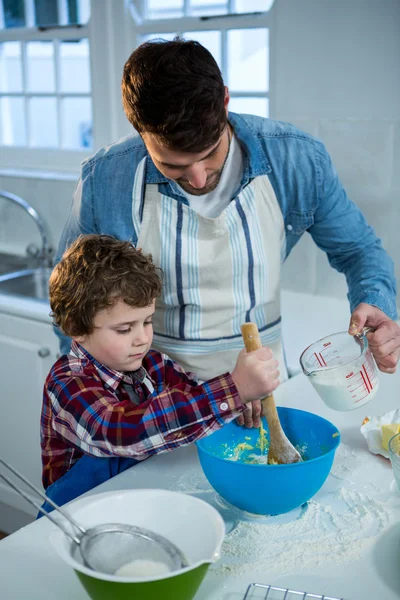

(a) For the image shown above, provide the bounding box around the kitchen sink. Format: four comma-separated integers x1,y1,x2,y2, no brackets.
0,251,40,276
0,268,52,302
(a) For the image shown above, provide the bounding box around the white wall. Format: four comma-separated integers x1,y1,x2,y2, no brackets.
0,0,399,311
273,0,400,307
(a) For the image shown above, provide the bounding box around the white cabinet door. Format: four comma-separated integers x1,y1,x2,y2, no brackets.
0,312,59,517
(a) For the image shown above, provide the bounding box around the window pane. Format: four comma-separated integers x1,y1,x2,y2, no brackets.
67,0,79,24
234,0,275,11
190,1,228,17
2,0,25,27
229,97,269,118
28,97,58,147
146,0,183,19
77,0,91,23
0,43,23,92
34,0,58,26
65,0,90,24
0,97,26,145
60,39,90,93
61,97,92,149
26,41,55,93
141,33,177,43
227,29,268,92
182,31,221,70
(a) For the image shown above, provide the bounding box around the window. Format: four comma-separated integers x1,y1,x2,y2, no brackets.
0,1,275,173
143,0,273,20
133,0,274,118
0,0,92,170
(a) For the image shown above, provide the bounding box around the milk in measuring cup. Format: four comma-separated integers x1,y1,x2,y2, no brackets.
310,373,379,411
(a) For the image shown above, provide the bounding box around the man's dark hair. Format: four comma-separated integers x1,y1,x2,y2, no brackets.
121,38,226,153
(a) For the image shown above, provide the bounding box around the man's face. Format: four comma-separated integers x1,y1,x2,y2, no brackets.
74,299,155,372
142,127,230,196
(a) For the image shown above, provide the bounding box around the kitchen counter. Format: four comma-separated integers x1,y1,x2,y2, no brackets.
0,292,51,323
1,370,400,600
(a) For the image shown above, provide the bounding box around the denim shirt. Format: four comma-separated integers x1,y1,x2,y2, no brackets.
57,112,397,353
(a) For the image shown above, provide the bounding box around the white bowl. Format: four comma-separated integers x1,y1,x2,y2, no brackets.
50,488,225,583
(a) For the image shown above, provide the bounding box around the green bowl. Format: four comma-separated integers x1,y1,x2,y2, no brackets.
75,563,209,600
50,489,225,600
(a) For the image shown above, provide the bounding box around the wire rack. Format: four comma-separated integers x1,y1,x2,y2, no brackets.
243,583,345,600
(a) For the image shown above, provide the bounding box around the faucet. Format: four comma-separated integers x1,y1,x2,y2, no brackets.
0,190,53,268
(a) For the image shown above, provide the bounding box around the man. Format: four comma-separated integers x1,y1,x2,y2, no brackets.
57,38,400,427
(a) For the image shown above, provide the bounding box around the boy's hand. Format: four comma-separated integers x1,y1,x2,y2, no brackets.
231,347,280,428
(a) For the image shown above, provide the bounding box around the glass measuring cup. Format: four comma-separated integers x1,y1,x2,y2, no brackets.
299,330,379,411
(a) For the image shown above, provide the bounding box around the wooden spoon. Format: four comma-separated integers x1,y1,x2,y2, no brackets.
241,323,302,464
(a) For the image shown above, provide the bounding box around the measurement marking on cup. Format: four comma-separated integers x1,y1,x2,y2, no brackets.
349,381,365,393
314,352,327,367
345,365,374,397
354,392,371,403
360,369,372,393
362,364,373,390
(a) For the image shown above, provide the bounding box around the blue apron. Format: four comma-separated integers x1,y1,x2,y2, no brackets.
37,455,140,518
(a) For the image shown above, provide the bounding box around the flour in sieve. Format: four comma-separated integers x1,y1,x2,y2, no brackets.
211,486,393,578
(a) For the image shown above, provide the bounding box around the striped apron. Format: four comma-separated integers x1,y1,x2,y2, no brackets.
132,158,287,382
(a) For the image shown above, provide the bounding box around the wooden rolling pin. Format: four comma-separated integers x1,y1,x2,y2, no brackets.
241,323,302,464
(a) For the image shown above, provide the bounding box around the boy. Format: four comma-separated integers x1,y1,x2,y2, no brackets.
41,234,279,509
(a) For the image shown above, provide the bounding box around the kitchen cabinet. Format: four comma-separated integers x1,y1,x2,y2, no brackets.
0,311,59,531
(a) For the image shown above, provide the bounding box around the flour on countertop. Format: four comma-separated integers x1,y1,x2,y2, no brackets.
211,487,393,578
173,468,212,493
173,444,398,578
331,442,388,496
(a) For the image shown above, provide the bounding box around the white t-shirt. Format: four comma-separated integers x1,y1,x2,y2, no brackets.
178,133,244,219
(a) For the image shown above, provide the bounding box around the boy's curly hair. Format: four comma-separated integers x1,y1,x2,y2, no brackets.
50,234,162,337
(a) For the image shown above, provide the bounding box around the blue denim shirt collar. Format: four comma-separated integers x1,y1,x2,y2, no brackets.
143,111,271,197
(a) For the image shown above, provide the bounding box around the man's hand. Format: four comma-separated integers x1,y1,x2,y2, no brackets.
231,347,279,428
349,303,400,373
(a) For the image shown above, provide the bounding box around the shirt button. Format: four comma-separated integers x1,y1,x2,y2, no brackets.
220,402,229,411
286,224,293,231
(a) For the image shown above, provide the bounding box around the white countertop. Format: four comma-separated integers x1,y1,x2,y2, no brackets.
1,369,400,600
0,293,51,323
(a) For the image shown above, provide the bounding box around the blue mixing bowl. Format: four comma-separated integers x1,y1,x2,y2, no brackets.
196,407,340,515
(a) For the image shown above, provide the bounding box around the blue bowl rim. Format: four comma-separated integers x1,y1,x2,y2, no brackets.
196,406,341,468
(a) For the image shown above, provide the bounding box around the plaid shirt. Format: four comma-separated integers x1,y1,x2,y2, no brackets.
41,341,244,488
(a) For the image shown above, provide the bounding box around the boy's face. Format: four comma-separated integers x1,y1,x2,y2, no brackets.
75,298,155,372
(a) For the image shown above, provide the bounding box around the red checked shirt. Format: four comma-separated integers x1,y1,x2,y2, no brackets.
41,341,245,488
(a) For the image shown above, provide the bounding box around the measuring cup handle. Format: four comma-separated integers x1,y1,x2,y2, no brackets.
362,327,375,336
354,326,375,338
